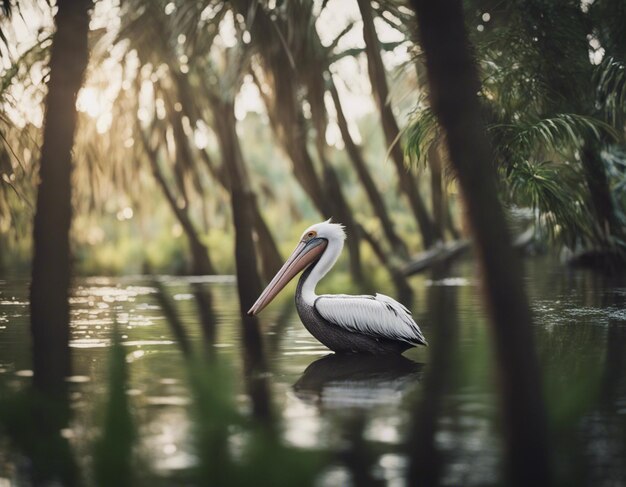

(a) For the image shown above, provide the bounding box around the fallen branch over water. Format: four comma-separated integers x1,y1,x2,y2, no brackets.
402,240,471,276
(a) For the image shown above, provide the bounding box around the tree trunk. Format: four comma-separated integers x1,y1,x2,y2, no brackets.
321,162,364,282
199,108,283,282
429,143,445,242
253,64,329,214
329,80,410,259
139,131,215,275
356,0,439,248
446,201,461,240
241,2,365,281
30,0,91,394
253,67,365,281
581,137,620,243
359,226,413,304
212,101,272,422
250,201,284,282
411,1,552,485
211,98,264,312
176,74,284,279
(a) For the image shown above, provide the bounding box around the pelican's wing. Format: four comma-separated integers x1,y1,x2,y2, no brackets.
314,293,427,346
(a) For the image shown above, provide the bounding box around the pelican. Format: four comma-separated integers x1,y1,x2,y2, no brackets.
248,219,427,354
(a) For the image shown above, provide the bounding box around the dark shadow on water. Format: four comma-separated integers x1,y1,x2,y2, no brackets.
408,264,459,486
0,384,77,486
293,353,423,407
241,313,274,425
192,283,217,354
265,299,297,356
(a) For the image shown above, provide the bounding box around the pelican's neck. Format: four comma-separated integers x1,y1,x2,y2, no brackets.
299,237,343,306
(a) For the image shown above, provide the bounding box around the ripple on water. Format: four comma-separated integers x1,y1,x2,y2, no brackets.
65,375,90,384
609,309,626,321
532,299,624,328
425,277,474,287
70,338,110,348
0,300,28,306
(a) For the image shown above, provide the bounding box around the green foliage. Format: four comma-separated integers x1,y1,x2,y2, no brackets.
594,56,626,127
505,159,592,245
490,114,617,163
488,113,619,246
404,104,438,166
407,0,626,255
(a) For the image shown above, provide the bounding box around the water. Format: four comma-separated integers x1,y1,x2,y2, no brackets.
0,256,625,486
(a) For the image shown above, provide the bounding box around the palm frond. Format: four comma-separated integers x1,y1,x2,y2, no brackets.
489,113,618,167
404,105,439,166
594,56,626,127
505,159,594,246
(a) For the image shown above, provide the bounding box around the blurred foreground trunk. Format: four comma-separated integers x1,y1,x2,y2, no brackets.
411,1,551,485
357,0,439,249
30,0,91,393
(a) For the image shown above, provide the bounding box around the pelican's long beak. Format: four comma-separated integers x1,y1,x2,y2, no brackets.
248,238,327,315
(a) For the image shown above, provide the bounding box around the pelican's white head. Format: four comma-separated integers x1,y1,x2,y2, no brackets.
248,218,346,314
299,218,346,245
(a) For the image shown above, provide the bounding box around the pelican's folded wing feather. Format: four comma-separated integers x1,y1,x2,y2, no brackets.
314,293,427,346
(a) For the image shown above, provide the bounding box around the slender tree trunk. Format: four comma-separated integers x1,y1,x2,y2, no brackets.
357,0,439,248
411,2,551,485
139,131,215,275
359,226,413,304
199,107,283,282
241,2,366,281
321,162,364,282
429,143,445,242
251,69,329,211
581,137,620,242
211,98,264,312
253,65,365,281
254,64,329,214
309,82,364,283
330,80,410,259
178,77,284,278
446,201,461,240
30,0,91,394
212,101,272,422
250,201,283,281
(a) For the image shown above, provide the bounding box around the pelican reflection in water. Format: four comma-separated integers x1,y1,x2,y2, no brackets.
249,220,427,354
293,353,423,407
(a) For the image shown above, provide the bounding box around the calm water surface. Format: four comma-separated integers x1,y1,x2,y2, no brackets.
0,256,625,486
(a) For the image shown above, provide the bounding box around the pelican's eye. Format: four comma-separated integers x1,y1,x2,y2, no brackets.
304,230,317,241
